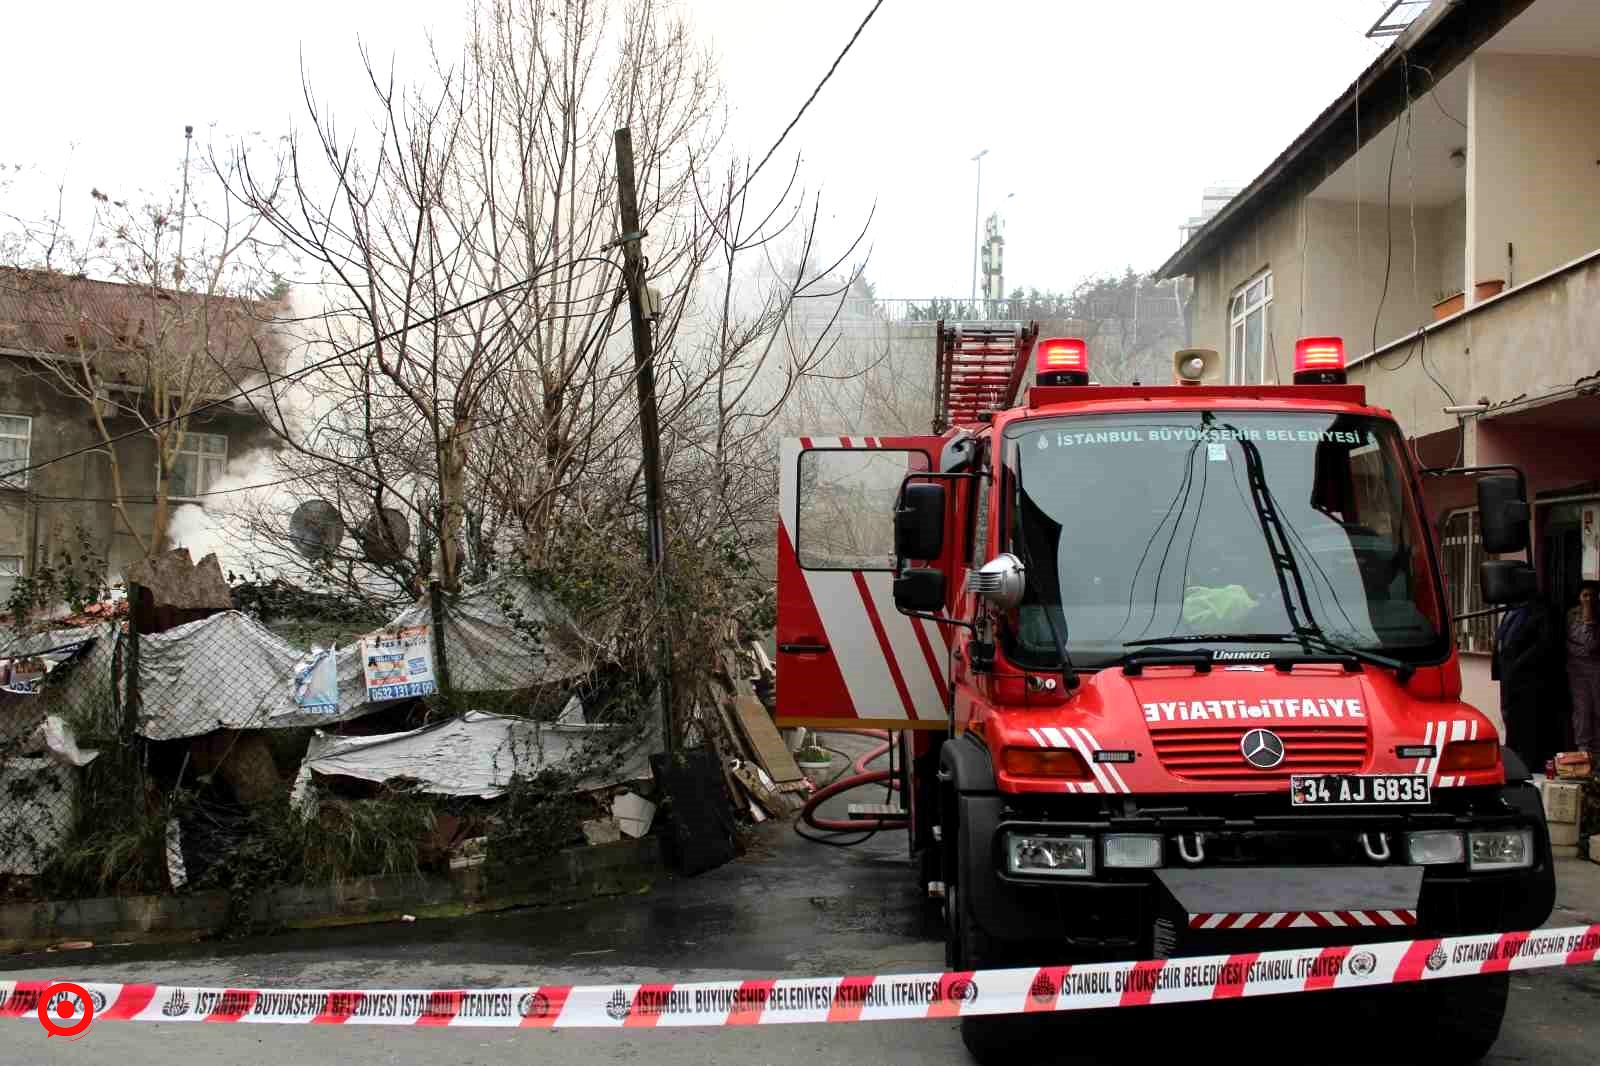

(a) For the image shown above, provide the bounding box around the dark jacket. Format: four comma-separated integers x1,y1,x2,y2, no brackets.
1493,601,1562,768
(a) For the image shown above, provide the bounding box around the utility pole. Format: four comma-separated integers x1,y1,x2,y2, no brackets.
176,124,194,288
614,127,675,755
969,148,988,306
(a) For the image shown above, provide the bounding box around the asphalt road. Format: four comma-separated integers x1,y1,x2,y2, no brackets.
5,733,1600,1065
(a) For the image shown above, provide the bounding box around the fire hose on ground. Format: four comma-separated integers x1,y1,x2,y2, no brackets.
796,730,910,845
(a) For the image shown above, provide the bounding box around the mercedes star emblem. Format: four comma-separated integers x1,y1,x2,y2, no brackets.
1240,728,1286,769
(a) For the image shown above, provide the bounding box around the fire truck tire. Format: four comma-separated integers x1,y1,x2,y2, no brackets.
1379,972,1508,1063
948,879,1042,1064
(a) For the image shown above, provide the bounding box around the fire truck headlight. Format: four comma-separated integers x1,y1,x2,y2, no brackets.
1005,833,1093,877
1102,834,1163,869
1468,829,1534,870
1405,830,1465,865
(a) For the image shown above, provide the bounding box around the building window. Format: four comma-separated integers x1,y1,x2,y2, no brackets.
1441,508,1493,654
0,415,32,488
0,556,20,600
1229,271,1273,384
165,431,229,501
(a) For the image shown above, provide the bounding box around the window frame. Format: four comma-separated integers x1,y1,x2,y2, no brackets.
161,430,230,503
1440,506,1493,655
0,414,33,490
793,445,932,572
1228,270,1273,384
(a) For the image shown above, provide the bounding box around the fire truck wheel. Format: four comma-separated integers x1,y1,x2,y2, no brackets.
1380,972,1508,1063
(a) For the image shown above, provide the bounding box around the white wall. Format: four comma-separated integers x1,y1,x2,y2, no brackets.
1470,53,1600,294
1191,194,1452,381
1435,196,1467,297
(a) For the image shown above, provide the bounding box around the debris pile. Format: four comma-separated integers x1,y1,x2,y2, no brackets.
688,631,808,823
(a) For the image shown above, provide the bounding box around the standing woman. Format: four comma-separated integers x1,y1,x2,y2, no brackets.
1569,581,1600,757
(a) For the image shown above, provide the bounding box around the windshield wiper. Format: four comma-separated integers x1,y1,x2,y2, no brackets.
1122,632,1415,682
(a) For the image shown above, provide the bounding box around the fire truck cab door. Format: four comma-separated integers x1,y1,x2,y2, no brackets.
776,435,953,730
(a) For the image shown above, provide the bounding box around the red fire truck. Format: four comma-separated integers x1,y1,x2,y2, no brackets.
775,324,1555,1062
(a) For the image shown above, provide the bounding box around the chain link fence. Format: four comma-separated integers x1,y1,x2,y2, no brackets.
0,573,658,906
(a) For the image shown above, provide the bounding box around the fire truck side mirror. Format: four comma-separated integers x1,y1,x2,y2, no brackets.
894,568,947,612
1476,475,1530,554
895,482,946,561
1481,560,1538,605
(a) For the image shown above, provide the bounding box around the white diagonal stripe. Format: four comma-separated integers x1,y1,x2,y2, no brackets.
1063,727,1115,793
1414,722,1433,775
1041,727,1072,749
1427,720,1448,786
863,574,945,721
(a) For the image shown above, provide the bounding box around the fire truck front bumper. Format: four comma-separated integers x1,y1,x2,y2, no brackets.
957,783,1556,959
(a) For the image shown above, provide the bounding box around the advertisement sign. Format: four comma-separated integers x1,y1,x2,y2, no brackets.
362,625,438,701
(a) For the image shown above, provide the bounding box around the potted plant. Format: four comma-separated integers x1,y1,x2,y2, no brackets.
1432,286,1465,321
795,745,833,773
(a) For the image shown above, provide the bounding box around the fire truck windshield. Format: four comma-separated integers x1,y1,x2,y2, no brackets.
1001,410,1449,669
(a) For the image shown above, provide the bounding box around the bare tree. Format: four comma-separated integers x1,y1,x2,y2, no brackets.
0,141,288,557
220,0,874,707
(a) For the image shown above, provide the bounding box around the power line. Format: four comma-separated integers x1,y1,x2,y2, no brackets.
9,472,313,505
5,255,625,483
728,0,886,206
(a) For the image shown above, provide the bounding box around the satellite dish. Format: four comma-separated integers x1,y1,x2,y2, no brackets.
288,499,345,560
361,507,411,565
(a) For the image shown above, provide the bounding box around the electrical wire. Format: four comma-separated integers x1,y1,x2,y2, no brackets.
1410,61,1469,129
726,0,886,208
1370,118,1402,359
4,255,627,483
1369,53,1462,464
14,473,315,505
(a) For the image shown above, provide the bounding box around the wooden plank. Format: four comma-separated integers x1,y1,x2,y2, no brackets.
731,694,804,784
731,764,784,817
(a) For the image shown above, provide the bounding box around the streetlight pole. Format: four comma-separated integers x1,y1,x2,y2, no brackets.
969,149,988,306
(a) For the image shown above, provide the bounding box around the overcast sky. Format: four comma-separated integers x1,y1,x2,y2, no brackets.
5,0,1401,299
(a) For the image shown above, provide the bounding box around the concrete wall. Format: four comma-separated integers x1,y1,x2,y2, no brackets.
1189,193,1460,382
1350,252,1600,441
1470,53,1600,295
1436,196,1467,299
0,358,275,587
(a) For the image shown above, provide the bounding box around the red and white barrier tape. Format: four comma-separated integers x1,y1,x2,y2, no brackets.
6,924,1599,1030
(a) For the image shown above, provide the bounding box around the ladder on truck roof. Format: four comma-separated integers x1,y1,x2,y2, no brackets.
932,320,1039,432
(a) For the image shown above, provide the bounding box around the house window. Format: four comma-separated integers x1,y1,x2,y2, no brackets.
1229,271,1273,384
166,431,229,501
1441,509,1493,654
0,415,32,488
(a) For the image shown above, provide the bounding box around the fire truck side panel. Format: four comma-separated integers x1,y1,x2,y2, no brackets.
775,435,954,729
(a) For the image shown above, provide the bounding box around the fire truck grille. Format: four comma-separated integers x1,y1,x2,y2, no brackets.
1151,724,1370,782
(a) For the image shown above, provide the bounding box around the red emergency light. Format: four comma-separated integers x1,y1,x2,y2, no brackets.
1293,336,1347,385
1036,337,1089,386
